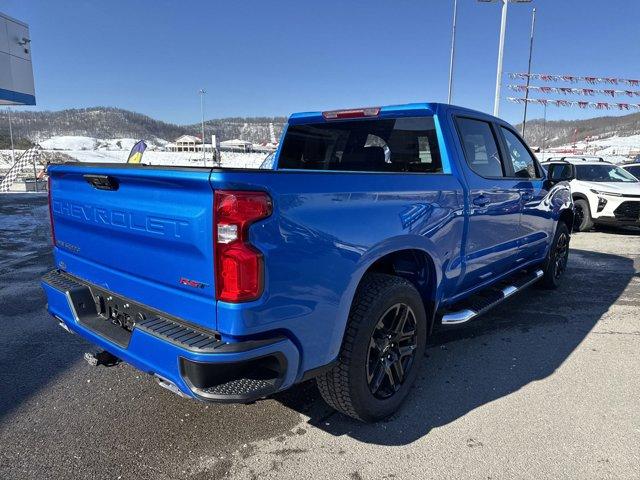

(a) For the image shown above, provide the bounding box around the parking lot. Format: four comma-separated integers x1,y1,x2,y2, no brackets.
1,193,638,480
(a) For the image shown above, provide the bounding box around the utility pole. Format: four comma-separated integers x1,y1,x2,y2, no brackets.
199,89,206,166
7,107,15,163
521,7,536,138
447,0,459,104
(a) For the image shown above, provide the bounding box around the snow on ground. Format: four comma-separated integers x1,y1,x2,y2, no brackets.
543,134,640,163
1,134,269,172
39,135,166,152
36,135,269,168
39,135,99,151
56,149,267,168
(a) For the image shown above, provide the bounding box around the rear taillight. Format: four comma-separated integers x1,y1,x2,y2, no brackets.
214,190,272,302
47,176,56,245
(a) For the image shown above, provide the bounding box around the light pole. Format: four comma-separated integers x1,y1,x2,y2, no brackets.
447,0,459,104
198,88,206,165
541,102,547,153
521,7,536,138
478,0,532,117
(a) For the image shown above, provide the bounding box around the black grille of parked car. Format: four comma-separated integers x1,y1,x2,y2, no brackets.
613,201,640,220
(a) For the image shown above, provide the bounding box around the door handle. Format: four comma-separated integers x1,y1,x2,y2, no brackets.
521,191,533,201
84,174,119,191
472,195,489,206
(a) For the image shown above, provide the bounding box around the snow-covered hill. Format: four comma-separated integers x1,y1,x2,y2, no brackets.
539,134,640,164
0,107,286,146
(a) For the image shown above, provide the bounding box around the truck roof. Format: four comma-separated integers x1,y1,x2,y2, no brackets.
288,102,504,125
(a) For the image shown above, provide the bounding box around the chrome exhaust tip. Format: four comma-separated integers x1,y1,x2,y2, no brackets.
154,375,188,398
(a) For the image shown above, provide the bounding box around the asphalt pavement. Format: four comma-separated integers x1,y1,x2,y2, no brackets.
0,193,638,479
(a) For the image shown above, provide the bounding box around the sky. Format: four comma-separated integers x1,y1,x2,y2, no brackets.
3,0,640,125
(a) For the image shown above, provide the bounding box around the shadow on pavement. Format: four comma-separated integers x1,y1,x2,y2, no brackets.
276,248,636,445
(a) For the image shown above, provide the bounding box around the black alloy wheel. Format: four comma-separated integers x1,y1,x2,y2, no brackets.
366,303,418,399
540,222,571,289
553,231,570,281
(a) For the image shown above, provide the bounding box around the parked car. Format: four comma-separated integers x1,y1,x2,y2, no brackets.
42,103,574,422
620,163,640,179
541,158,640,231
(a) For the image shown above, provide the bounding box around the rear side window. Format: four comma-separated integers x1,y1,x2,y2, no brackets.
278,117,442,173
456,118,504,178
501,127,540,178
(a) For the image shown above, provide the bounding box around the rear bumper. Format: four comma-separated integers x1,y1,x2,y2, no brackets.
41,270,300,402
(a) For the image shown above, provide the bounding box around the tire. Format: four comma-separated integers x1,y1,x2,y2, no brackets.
573,199,593,232
316,273,427,422
540,222,570,289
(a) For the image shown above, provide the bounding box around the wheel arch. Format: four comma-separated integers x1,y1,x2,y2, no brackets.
558,207,575,232
333,241,443,357
572,192,590,204
366,248,436,315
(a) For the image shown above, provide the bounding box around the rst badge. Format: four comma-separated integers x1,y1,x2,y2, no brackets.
179,277,207,289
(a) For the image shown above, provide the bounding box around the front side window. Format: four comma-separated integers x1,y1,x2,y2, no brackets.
501,127,539,178
576,164,639,183
278,117,442,173
456,118,504,178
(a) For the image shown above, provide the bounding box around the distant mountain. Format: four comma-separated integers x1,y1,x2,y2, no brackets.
516,112,640,148
0,107,287,146
184,118,286,145
1,106,639,151
0,108,186,145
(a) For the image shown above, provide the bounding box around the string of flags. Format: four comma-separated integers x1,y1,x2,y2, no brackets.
509,73,640,87
507,97,640,111
508,84,640,98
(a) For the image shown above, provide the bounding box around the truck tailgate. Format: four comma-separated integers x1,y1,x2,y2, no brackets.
48,165,217,330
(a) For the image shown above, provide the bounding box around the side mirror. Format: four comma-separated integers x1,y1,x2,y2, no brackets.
546,164,575,184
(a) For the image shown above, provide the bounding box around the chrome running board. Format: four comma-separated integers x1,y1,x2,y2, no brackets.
441,269,543,325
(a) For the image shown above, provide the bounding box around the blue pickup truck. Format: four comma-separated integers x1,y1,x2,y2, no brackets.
42,103,574,422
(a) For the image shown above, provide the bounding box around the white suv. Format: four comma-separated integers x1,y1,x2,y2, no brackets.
541,157,640,231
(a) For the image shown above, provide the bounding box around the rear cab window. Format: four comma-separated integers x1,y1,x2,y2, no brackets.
278,117,443,173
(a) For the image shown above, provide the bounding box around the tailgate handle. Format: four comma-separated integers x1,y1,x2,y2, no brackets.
84,174,119,191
